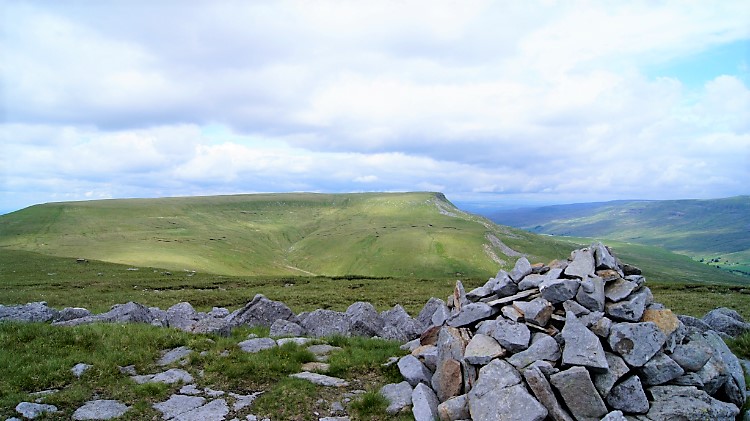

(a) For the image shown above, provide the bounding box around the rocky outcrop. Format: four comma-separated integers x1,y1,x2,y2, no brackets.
385,243,746,421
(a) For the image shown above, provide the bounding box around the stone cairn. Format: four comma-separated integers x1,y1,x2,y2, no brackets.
387,242,748,420
1,243,748,420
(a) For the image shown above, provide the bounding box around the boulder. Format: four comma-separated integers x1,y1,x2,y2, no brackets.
703,307,750,337
166,302,199,331
398,355,433,387
575,276,605,312
0,302,58,323
605,287,651,321
476,318,530,353
561,311,608,371
468,360,547,421
508,333,560,369
55,307,91,322
464,333,506,365
646,385,739,421
228,294,299,328
269,319,305,337
437,394,470,421
539,278,579,304
446,302,496,327
301,309,350,337
380,305,422,341
703,330,747,407
564,248,595,279
608,322,666,367
416,297,448,330
380,381,413,415
605,376,648,414
513,298,553,326
412,383,440,421
238,337,277,353
509,257,533,282
436,326,469,361
491,271,519,297
431,358,463,402
522,365,574,421
638,352,684,385
550,366,608,421
72,399,129,420
345,302,384,337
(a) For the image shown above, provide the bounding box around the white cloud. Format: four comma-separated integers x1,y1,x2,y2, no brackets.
1,1,748,213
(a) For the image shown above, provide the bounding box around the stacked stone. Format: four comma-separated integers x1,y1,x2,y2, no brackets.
389,243,747,421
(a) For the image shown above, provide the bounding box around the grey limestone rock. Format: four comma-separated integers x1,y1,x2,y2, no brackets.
463,333,506,365
703,307,750,337
513,297,553,326
238,337,277,353
54,301,152,326
55,307,91,322
301,309,351,337
605,287,651,322
157,346,192,366
290,371,349,387
345,301,384,337
469,360,546,421
412,344,439,371
186,316,231,336
269,319,305,337
0,302,59,323
561,311,608,371
208,307,230,318
436,326,469,361
501,305,523,322
228,294,299,328
437,394,469,421
380,304,422,341
380,381,413,415
518,274,547,291
491,271,519,297
604,279,639,302
677,314,712,333
71,363,92,378
417,297,448,329
15,402,59,419
175,398,229,421
600,411,627,421
593,242,618,270
476,318,530,353
576,276,605,312
605,376,649,414
564,248,595,279
447,302,496,327
522,365,574,421
467,286,494,301
550,366,608,421
639,352,684,385
145,368,194,384
166,302,199,331
509,257,532,282
398,355,433,386
508,333,560,369
593,352,630,398
72,399,129,420
412,383,440,421
539,278,580,304
703,329,747,407
646,385,739,421
608,322,666,367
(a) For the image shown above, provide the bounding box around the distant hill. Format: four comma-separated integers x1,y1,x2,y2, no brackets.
0,192,575,279
484,196,750,277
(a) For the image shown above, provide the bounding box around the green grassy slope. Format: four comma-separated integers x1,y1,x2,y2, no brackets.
0,192,571,279
486,196,750,276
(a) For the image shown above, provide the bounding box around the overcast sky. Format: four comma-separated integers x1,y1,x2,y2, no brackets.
2,1,749,214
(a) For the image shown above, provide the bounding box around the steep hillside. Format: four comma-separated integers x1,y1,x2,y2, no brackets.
485,196,750,276
0,192,571,279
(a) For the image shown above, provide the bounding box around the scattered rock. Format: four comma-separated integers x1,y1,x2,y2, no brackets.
228,294,299,328
380,381,413,415
238,337,277,353
157,346,193,366
0,302,59,323
15,402,59,419
71,363,92,378
291,371,349,387
72,400,129,420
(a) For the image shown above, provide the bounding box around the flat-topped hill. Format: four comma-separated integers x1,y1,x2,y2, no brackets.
0,192,569,279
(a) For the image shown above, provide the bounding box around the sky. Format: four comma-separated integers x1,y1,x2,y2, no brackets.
1,1,749,214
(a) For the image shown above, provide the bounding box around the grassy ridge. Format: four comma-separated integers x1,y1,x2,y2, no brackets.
0,192,510,278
